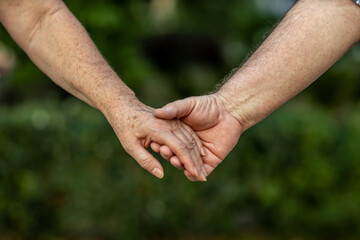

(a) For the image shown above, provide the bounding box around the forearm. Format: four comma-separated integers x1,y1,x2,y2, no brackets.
0,0,135,112
0,0,207,180
217,0,360,131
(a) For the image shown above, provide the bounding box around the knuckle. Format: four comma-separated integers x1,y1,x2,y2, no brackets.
190,131,198,140
187,138,196,150
177,142,188,152
169,121,180,131
139,158,153,169
161,153,170,160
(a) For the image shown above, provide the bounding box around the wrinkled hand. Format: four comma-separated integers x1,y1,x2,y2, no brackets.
103,96,207,181
152,94,243,181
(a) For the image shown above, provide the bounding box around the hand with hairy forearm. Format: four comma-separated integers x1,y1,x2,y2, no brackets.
0,0,208,181
154,0,360,180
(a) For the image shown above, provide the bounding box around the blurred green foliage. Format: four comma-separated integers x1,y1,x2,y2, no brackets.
1,0,360,239
2,99,360,240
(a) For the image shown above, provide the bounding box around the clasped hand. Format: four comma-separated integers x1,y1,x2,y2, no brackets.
105,94,243,182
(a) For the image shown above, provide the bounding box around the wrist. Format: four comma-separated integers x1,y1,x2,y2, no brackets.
213,91,256,132
98,91,139,119
215,78,269,132
78,74,137,115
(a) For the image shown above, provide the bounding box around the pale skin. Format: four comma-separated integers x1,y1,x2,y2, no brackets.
153,0,360,181
0,0,208,181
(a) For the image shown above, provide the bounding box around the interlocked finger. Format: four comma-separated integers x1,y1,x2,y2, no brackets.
171,125,205,181
151,130,199,177
150,142,184,170
150,142,161,153
176,124,207,180
170,155,185,170
183,124,206,156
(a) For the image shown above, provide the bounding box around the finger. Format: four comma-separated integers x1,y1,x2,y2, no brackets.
203,163,214,176
151,131,199,178
160,142,210,179
172,126,205,181
150,142,161,153
169,155,185,170
153,143,184,170
154,98,195,120
127,143,164,179
183,124,206,156
159,145,173,160
159,146,184,170
175,125,206,181
179,124,206,171
184,170,198,182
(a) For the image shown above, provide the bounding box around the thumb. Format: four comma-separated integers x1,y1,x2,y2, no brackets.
154,98,195,120
128,143,164,179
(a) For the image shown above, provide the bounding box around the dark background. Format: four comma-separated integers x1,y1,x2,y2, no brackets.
1,0,360,239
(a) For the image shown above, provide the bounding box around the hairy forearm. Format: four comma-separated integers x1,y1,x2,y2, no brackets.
0,0,135,112
217,0,360,131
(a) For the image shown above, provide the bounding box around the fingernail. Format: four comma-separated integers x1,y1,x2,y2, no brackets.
194,168,199,177
201,148,206,156
152,168,164,179
202,166,208,177
201,172,207,182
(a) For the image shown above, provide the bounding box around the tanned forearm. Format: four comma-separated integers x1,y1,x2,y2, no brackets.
0,0,206,180
0,0,134,112
217,0,360,131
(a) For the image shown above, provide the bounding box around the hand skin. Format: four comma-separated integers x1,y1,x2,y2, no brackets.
0,0,207,181
106,96,207,180
154,0,360,181
152,94,242,181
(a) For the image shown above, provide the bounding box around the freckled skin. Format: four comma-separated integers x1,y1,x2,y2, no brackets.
0,0,206,180
104,96,206,180
3,0,358,181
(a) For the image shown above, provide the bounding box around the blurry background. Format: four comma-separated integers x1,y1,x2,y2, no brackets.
1,0,360,239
